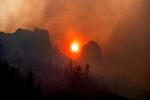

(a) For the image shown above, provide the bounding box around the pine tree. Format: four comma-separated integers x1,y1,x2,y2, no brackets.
70,65,82,91
83,64,90,89
84,64,90,79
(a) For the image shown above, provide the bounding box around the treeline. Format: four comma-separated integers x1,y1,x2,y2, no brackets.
0,59,95,100
0,59,128,100
0,60,43,100
48,59,98,91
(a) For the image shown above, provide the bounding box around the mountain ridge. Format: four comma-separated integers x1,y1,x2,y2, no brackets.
0,27,102,81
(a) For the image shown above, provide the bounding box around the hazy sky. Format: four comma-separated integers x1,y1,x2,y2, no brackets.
106,0,150,90
0,0,141,48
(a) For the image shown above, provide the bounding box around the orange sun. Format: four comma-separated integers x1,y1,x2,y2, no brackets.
71,43,79,53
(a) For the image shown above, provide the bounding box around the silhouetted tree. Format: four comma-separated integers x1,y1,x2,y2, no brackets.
68,59,73,73
70,65,82,91
84,64,90,79
0,60,45,100
83,64,90,89
65,59,73,78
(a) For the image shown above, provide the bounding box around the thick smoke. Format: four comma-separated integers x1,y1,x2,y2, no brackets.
0,0,139,47
105,0,150,91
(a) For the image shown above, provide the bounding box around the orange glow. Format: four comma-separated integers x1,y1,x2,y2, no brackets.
71,43,79,52
58,28,89,59
68,40,81,59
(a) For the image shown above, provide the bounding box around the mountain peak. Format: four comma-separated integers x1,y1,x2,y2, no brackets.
83,41,102,53
78,40,102,67
85,41,101,49
16,28,31,33
33,28,49,35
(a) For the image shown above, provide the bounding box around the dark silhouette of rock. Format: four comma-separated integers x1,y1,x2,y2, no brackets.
77,41,102,75
0,28,69,84
81,41,102,61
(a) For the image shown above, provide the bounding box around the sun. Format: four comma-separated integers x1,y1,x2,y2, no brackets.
71,43,79,52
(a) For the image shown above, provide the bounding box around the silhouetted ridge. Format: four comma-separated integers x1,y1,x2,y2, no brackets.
0,28,69,85
78,40,102,67
16,28,31,33
82,41,102,58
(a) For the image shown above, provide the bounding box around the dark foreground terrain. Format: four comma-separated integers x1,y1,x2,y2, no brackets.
0,60,128,100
